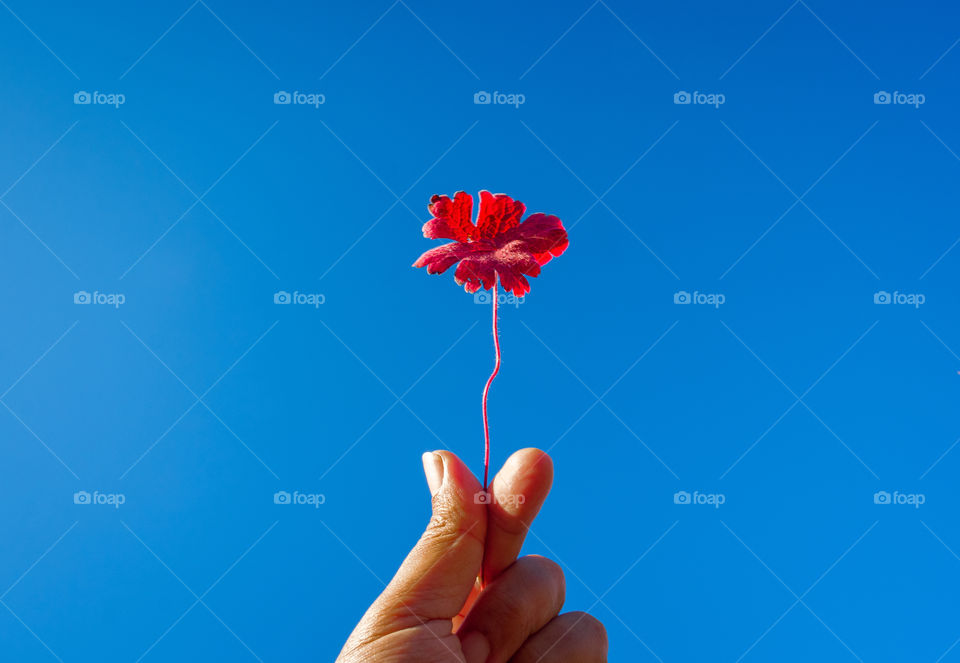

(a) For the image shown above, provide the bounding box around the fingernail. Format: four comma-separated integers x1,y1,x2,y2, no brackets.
422,452,444,497
459,630,489,663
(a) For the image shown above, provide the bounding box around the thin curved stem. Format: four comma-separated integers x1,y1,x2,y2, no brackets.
481,279,501,491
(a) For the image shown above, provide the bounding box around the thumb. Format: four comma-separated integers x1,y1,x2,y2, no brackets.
376,450,487,623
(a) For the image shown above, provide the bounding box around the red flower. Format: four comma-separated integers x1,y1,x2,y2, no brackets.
412,190,569,296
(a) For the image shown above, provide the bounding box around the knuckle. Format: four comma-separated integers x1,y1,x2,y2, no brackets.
524,555,566,604
568,612,608,653
426,495,459,534
422,496,483,547
488,499,530,535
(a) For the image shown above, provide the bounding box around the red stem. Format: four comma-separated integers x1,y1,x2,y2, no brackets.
481,280,501,491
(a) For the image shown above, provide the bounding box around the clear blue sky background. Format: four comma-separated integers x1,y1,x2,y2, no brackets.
2,1,960,660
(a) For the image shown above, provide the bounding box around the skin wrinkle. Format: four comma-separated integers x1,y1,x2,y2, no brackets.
335,450,606,663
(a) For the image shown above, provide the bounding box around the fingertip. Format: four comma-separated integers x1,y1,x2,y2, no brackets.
508,447,553,478
431,450,483,496
519,447,554,481
494,448,553,502
421,451,444,497
425,450,487,529
459,630,490,663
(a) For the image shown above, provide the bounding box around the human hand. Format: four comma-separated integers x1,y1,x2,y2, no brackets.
336,448,607,662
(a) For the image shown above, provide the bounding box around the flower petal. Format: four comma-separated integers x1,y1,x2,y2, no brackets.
423,191,475,241
501,213,568,265
413,192,569,297
496,264,531,297
454,255,497,293
476,190,525,239
412,242,473,275
488,247,539,296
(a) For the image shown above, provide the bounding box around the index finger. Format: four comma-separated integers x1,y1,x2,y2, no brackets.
481,448,553,583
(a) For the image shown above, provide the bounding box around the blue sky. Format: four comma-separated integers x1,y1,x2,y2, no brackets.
2,0,960,660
